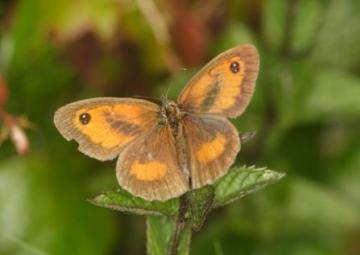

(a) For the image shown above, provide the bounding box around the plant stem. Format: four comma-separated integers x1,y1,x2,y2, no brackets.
170,195,189,255
146,195,191,255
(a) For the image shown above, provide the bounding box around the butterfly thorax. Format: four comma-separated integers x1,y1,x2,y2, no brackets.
162,101,182,132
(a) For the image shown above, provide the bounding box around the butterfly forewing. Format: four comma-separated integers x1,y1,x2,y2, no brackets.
182,115,240,188
116,126,189,201
177,44,259,117
54,98,160,161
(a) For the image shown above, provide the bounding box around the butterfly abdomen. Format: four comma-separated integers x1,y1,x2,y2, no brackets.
161,101,192,184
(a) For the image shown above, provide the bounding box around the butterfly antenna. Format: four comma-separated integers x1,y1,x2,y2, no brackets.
161,82,172,103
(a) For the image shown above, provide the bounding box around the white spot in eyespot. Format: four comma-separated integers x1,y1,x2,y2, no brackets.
147,153,154,161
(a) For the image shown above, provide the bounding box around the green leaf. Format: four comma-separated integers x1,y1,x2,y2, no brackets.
214,166,285,207
263,0,325,53
215,22,257,52
90,165,284,255
147,215,191,255
263,0,287,51
291,0,323,52
186,186,215,231
0,157,115,255
311,0,360,70
306,70,360,120
287,177,360,232
89,189,179,217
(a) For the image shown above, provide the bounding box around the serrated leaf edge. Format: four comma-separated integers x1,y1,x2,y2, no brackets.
213,166,285,207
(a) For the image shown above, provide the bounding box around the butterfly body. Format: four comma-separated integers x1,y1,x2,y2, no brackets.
159,100,191,181
161,101,182,130
54,44,259,201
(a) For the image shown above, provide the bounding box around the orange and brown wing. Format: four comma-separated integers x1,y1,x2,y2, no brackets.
116,126,189,201
54,98,160,161
177,44,259,118
182,114,240,189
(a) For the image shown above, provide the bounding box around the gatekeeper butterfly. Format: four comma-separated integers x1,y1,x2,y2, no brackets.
54,44,259,201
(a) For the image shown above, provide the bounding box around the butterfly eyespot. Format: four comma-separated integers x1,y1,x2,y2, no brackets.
79,112,91,125
230,61,240,73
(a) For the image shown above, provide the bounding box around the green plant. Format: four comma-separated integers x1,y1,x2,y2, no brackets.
90,165,284,255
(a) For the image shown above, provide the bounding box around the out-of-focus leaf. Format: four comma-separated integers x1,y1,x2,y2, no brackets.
186,186,215,230
288,177,360,232
45,0,121,42
0,74,8,108
214,166,285,207
160,68,196,100
311,0,360,70
0,160,29,253
215,23,257,52
306,71,360,119
276,61,316,127
0,156,115,255
120,1,171,73
90,189,180,217
336,147,360,208
0,35,14,71
263,0,287,51
263,0,326,54
147,215,191,255
291,0,323,52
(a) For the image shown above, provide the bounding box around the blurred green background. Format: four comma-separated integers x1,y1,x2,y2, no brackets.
1,0,360,254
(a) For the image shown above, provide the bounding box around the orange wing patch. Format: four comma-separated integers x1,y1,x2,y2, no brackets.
210,58,245,110
130,160,167,181
178,44,259,117
54,98,160,161
196,132,227,163
73,104,152,149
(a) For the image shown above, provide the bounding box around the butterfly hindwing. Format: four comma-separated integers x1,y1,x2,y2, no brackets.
54,98,160,161
116,126,189,201
178,44,259,117
182,114,240,188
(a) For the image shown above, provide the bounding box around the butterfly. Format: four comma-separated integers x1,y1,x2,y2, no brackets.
54,44,259,201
